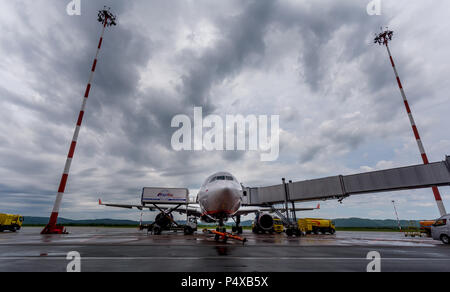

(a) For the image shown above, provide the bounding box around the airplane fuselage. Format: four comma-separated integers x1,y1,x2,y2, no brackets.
197,172,243,222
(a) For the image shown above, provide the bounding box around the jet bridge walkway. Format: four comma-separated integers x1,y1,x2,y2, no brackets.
243,156,450,205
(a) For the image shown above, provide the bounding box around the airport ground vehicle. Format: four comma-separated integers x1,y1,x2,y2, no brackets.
404,221,423,237
183,216,198,235
431,214,450,244
272,217,284,233
147,214,198,235
0,214,24,232
298,218,335,235
420,220,435,237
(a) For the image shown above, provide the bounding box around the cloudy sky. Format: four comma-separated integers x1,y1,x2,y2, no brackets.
0,0,449,222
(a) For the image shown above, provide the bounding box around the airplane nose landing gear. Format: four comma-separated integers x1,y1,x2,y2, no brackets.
216,218,226,233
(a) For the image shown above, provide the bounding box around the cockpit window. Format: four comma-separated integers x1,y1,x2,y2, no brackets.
209,175,234,183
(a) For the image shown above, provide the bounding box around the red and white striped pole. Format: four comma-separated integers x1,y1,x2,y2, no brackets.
375,30,447,217
41,8,117,234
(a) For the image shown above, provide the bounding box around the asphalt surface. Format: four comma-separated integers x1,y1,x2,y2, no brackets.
0,227,449,272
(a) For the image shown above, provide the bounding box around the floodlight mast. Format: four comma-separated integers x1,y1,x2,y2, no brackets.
375,29,447,217
392,200,402,232
41,8,117,234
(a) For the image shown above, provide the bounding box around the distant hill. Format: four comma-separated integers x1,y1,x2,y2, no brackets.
22,216,421,228
333,218,420,228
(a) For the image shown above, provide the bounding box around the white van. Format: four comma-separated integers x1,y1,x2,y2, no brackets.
431,214,450,244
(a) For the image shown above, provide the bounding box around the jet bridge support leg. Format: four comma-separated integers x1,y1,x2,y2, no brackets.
289,180,297,223
282,178,302,237
270,205,302,237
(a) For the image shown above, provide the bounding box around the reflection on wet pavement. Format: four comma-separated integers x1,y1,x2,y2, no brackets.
0,227,449,272
0,227,441,247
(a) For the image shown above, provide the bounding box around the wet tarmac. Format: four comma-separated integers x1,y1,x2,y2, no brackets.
0,227,449,272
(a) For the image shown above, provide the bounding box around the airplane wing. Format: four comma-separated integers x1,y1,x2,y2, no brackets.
98,199,203,217
234,204,320,216
99,199,146,210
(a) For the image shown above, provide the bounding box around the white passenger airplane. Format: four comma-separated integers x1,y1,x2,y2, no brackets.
100,171,319,234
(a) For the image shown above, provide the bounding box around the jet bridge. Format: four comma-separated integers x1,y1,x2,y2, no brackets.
243,156,450,205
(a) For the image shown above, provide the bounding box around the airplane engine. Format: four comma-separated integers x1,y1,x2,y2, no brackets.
256,213,274,231
154,212,173,229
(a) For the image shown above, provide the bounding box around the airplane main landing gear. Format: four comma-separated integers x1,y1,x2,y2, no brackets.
231,215,243,234
232,226,243,234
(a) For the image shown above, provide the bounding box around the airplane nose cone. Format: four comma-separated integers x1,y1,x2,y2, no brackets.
222,187,234,197
205,185,241,215
221,187,241,202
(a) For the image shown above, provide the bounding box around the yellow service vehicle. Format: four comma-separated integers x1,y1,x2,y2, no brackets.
272,217,284,234
298,218,335,235
0,214,24,232
419,220,435,237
